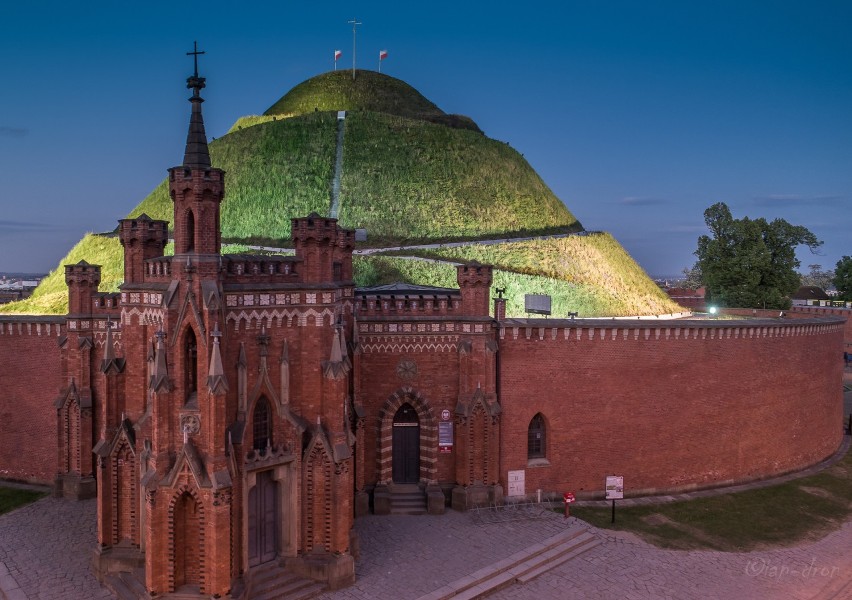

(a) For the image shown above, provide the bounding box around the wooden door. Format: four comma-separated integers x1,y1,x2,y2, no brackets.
392,404,420,484
248,470,278,567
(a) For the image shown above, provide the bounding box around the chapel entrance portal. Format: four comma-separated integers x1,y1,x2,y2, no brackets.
392,403,420,483
248,470,278,567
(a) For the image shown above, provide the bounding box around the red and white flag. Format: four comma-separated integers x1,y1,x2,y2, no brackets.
379,50,388,60
334,50,342,61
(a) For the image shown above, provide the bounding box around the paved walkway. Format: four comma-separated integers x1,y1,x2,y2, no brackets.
1,434,850,599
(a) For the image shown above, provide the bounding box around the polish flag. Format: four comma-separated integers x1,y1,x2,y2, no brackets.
334,50,342,61
379,50,388,60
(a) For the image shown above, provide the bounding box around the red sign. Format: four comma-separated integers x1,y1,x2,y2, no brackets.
563,492,576,504
441,409,451,421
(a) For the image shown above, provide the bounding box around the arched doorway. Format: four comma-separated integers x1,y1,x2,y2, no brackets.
173,492,201,588
392,403,420,483
248,470,278,567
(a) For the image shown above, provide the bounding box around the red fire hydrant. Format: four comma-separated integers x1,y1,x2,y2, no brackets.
563,491,575,518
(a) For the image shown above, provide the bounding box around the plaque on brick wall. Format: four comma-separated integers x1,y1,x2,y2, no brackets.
438,421,453,453
507,470,525,497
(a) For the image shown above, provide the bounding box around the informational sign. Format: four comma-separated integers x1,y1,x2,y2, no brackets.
438,421,453,453
440,409,451,421
605,475,624,500
507,470,525,497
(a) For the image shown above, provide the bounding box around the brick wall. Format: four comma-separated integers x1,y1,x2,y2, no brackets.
498,317,845,499
0,318,65,483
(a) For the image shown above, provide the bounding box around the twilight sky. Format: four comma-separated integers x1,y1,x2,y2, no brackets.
0,1,850,277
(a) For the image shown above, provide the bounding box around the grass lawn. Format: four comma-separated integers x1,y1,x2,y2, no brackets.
0,487,46,516
571,445,852,552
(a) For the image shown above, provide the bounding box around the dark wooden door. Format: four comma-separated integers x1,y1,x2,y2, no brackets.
392,404,420,483
248,470,278,567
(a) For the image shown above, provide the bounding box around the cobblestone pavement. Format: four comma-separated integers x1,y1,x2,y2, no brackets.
1,494,850,600
0,497,112,600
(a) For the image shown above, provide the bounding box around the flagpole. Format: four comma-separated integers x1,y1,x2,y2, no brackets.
348,18,361,80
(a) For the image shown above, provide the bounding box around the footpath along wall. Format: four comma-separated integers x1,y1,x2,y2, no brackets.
498,316,845,499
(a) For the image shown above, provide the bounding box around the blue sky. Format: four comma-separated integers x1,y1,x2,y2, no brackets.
0,1,849,277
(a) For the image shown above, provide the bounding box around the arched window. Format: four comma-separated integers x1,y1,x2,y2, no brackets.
253,396,272,451
527,413,546,459
184,329,197,405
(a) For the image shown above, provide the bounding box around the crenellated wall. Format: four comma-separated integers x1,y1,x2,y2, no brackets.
498,316,845,499
0,317,65,483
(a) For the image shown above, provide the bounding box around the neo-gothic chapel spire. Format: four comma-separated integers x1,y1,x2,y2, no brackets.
183,41,211,169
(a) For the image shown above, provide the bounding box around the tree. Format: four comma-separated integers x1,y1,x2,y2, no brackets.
679,264,703,289
694,202,822,309
833,256,852,301
799,264,834,291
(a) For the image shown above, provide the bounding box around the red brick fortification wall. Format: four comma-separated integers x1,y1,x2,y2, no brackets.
788,307,851,348
0,318,64,483
499,317,845,499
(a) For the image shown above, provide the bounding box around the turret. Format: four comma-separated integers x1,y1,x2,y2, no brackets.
118,214,169,283
456,262,493,317
65,261,101,316
168,62,225,261
292,213,354,283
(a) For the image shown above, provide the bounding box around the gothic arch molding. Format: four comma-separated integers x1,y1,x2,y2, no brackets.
167,485,207,593
377,387,438,485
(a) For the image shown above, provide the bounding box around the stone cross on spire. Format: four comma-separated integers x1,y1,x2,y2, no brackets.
183,41,211,169
187,40,205,78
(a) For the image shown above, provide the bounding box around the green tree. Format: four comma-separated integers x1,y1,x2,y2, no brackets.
680,264,703,289
832,256,852,301
695,202,822,309
799,264,834,291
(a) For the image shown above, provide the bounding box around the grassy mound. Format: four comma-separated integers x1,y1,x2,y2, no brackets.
264,70,481,131
339,112,579,244
4,70,676,318
358,233,681,317
405,234,681,315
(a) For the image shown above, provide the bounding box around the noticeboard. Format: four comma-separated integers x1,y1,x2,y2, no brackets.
438,421,453,453
605,475,624,500
507,470,525,497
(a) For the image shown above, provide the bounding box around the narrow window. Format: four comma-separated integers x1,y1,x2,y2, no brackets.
528,413,546,459
185,210,195,252
184,329,197,405
253,396,272,451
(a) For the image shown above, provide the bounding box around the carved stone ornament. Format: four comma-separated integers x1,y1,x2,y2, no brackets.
396,359,417,380
180,414,201,436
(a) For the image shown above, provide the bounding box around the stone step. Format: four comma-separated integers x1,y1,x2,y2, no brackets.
389,488,427,515
415,527,599,600
246,563,327,600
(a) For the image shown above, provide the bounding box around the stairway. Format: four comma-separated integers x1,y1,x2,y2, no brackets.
103,563,326,600
103,569,147,600
242,562,327,600
389,483,427,515
414,527,600,600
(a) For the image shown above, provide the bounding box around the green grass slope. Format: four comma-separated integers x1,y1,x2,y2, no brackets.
385,234,682,316
264,70,480,132
339,112,579,244
128,111,338,240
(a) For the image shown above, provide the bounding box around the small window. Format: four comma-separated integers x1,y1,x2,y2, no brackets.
528,413,546,459
184,329,198,405
253,397,272,451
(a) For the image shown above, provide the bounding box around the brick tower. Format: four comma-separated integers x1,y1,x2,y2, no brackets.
91,57,357,597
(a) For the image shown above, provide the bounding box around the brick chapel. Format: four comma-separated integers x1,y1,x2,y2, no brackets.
0,66,842,598
74,68,503,596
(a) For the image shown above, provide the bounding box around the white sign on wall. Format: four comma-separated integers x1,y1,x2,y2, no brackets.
605,475,624,500
507,470,525,497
